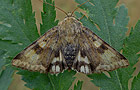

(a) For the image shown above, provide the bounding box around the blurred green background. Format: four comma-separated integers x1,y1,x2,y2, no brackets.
9,0,140,90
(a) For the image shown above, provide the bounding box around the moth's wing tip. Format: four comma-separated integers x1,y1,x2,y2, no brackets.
12,60,47,73
95,59,129,73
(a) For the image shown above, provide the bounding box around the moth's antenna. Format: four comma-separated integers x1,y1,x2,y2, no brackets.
38,0,67,16
71,0,89,16
78,15,85,20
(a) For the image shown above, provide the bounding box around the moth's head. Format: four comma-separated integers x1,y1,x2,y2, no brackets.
65,12,74,18
39,0,89,22
59,14,83,29
39,0,89,19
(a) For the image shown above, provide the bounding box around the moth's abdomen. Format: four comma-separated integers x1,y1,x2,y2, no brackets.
63,44,79,68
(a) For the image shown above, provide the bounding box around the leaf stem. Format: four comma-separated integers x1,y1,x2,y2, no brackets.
48,74,55,90
115,70,123,90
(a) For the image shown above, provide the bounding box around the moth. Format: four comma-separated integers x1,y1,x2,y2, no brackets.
12,1,129,74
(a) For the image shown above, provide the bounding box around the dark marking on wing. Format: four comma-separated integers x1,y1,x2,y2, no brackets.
81,50,86,58
73,61,78,69
14,53,22,59
96,44,108,54
82,29,96,41
118,53,127,60
100,44,108,50
32,44,43,54
97,48,104,54
55,50,59,57
24,41,37,50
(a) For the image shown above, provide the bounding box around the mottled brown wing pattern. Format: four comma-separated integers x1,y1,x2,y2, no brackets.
12,26,62,73
76,27,129,74
12,16,129,75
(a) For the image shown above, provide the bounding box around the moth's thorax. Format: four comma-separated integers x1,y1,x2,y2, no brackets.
58,17,83,43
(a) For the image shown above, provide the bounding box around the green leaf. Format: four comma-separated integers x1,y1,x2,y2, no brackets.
0,50,6,74
74,81,83,90
0,0,37,57
17,70,53,90
40,0,58,35
125,20,140,90
47,70,76,90
20,0,39,42
0,66,14,90
0,0,39,88
132,73,140,90
75,0,130,90
0,50,14,90
123,20,140,70
18,70,76,90
0,0,39,42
